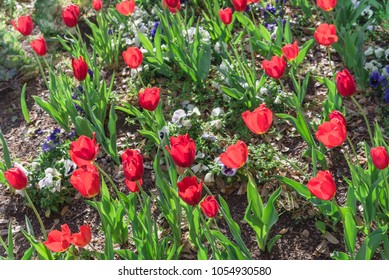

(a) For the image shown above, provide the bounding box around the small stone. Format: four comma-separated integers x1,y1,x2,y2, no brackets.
302,229,310,238
279,228,289,235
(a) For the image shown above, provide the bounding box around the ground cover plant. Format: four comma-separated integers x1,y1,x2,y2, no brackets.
0,0,389,260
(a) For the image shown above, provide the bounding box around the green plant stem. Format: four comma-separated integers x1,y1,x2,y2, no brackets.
384,170,389,210
346,136,360,166
33,54,49,88
94,163,121,197
24,190,47,239
350,96,374,146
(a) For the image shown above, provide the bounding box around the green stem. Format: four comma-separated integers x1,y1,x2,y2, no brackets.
24,190,47,239
33,54,49,88
384,170,389,210
351,96,374,146
346,136,360,167
94,163,121,197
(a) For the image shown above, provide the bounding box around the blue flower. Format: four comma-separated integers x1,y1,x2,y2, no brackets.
88,69,94,79
370,70,382,88
221,164,237,177
108,29,113,35
384,88,389,103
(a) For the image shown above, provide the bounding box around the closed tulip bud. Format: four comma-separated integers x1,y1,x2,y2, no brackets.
30,37,47,56
72,56,89,81
166,134,196,168
282,41,299,61
122,149,144,181
220,140,248,169
314,23,338,46
219,8,233,25
125,179,143,193
307,170,336,200
329,110,346,126
11,15,34,36
70,225,92,247
316,0,337,12
336,69,356,97
4,167,28,190
122,47,143,69
62,4,80,28
92,0,103,11
200,196,219,218
242,103,273,134
138,87,161,111
232,0,248,12
162,0,180,13
69,133,99,168
177,176,203,206
116,0,135,16
44,224,72,252
315,118,347,149
370,147,389,170
262,56,286,79
70,164,101,198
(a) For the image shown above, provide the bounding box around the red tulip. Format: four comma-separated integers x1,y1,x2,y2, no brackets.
11,15,34,36
70,225,92,248
177,176,203,206
30,37,47,56
92,0,103,11
162,0,181,13
69,133,99,168
242,103,273,134
125,179,143,193
317,0,337,11
62,4,80,28
138,87,161,111
219,8,233,25
116,0,135,16
282,41,299,61
4,167,28,190
220,140,248,169
71,56,89,81
370,147,389,170
329,110,346,126
122,47,143,69
43,224,72,252
336,69,356,97
166,134,196,168
232,0,247,12
262,56,286,79
200,196,219,218
314,23,338,46
122,149,144,181
70,164,101,198
307,170,336,200
315,118,347,149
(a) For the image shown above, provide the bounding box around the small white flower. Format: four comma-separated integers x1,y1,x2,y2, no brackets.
209,119,222,130
211,107,224,117
158,126,170,140
172,109,186,123
385,49,389,61
204,172,214,184
374,47,385,59
182,119,192,130
361,7,373,19
38,173,53,189
260,87,268,95
52,179,62,193
382,66,389,77
364,46,374,56
62,160,76,177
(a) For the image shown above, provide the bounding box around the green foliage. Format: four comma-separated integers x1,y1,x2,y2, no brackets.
33,0,68,36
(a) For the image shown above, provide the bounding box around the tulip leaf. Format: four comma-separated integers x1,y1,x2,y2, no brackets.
115,249,138,260
20,83,30,123
276,176,312,199
283,17,292,44
0,129,12,169
356,225,387,260
221,86,244,100
340,207,357,256
22,230,54,260
295,39,315,68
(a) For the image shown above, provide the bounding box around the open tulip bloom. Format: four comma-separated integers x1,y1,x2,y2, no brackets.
11,15,34,36
220,140,248,169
